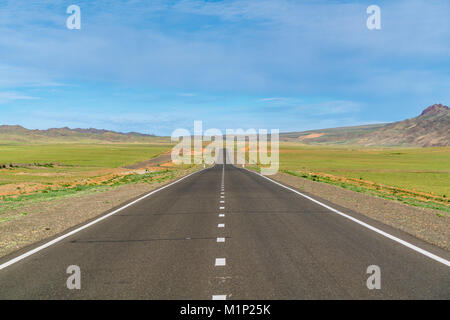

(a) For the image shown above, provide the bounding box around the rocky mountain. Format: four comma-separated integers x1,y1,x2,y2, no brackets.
281,104,449,147
356,104,449,147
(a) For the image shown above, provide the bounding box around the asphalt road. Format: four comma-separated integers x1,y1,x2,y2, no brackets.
0,150,449,299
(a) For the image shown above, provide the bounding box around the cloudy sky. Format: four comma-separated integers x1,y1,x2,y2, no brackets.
0,0,449,135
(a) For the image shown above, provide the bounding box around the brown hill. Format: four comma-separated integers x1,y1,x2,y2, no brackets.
0,125,169,144
355,104,449,147
281,104,449,147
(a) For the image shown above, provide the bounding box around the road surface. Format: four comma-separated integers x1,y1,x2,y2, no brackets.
0,150,449,299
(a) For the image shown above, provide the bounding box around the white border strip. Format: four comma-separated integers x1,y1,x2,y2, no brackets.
243,168,450,267
0,168,208,271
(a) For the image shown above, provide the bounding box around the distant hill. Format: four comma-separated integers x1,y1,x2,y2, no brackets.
281,123,387,145
2,104,448,147
281,104,450,147
0,125,170,144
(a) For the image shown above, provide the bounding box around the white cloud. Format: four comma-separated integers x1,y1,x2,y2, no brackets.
0,64,62,88
260,97,287,102
296,100,363,115
0,91,39,103
1,0,449,95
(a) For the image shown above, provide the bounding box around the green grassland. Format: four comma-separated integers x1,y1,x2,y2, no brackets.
1,140,448,214
0,142,192,221
268,143,449,212
278,144,450,197
0,143,171,167
0,143,173,185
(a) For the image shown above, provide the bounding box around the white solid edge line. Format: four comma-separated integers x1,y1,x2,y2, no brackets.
243,168,450,267
212,295,227,300
0,167,208,271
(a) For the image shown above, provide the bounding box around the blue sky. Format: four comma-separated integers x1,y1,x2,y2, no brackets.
0,0,449,135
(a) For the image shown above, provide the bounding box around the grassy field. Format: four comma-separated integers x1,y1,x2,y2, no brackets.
0,143,172,186
1,141,448,213
0,142,199,220
274,143,450,211
0,143,171,168
279,144,450,196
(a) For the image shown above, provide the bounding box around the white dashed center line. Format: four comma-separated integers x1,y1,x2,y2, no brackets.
215,258,226,266
213,160,228,300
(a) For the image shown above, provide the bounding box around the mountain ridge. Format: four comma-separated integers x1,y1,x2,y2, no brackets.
0,125,166,143
1,104,448,146
280,104,449,147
